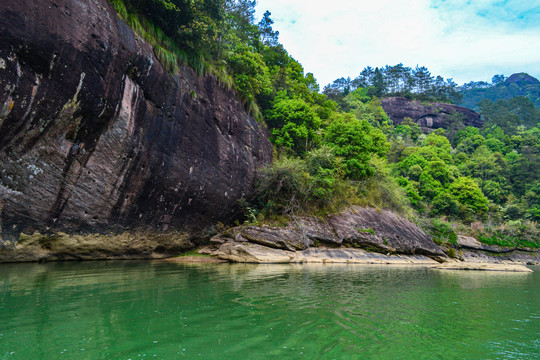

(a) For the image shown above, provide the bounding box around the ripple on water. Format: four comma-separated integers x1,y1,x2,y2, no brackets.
0,262,538,359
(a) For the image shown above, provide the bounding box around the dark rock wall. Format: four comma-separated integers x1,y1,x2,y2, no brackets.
381,97,482,132
0,0,272,243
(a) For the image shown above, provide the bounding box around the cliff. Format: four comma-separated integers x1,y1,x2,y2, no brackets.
381,97,482,132
0,0,272,256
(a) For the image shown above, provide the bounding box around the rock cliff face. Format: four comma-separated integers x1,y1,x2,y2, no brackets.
381,97,482,132
0,0,272,248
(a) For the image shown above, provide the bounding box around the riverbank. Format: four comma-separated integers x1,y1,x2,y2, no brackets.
1,206,538,272
185,245,533,272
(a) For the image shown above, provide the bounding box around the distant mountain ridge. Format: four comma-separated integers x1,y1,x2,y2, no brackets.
459,72,540,110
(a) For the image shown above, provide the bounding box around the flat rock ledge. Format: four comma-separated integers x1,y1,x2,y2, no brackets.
432,262,533,273
210,206,445,257
200,244,534,272
204,206,446,265
203,242,439,265
456,235,540,264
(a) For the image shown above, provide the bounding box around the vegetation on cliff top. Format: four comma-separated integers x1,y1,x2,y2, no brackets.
109,0,539,248
459,73,540,110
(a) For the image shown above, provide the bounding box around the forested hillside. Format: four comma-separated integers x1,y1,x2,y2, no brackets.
459,73,540,110
109,0,539,249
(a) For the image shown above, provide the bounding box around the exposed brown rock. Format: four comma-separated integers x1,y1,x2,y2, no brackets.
214,242,440,264
212,206,446,258
455,235,540,264
0,0,272,252
381,97,482,132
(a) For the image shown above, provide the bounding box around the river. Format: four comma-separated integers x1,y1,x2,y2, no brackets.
0,261,538,359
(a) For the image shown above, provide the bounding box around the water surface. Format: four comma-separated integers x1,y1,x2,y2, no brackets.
0,261,538,359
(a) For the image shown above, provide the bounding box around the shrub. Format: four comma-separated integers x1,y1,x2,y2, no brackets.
431,219,458,245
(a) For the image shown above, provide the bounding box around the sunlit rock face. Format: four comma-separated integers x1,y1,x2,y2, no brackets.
209,206,446,260
381,97,482,133
0,0,272,243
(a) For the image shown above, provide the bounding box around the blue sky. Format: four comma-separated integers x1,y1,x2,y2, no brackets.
255,0,540,88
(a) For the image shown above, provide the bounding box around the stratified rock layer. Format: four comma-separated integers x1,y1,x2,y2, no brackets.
0,0,272,247
209,206,446,261
381,97,482,132
456,235,540,264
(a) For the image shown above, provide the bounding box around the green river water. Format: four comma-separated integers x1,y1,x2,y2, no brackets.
0,261,538,359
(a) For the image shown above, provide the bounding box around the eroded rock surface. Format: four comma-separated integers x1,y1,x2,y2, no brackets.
212,242,440,264
456,235,540,264
381,97,482,132
432,262,533,272
0,0,272,252
209,206,446,262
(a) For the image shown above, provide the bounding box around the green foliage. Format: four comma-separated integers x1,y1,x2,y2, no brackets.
256,152,355,216
304,146,344,200
324,113,389,179
459,73,540,110
228,45,271,103
394,117,422,142
430,219,458,245
153,45,179,73
357,228,375,235
431,190,459,216
356,156,412,215
446,247,457,258
256,157,311,215
110,0,129,19
266,95,322,155
476,222,540,248
449,177,489,217
324,64,462,104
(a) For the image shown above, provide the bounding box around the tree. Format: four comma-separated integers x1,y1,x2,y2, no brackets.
266,96,322,155
224,0,259,47
413,65,432,95
449,177,489,215
258,10,279,46
492,74,506,85
324,113,389,179
227,45,271,102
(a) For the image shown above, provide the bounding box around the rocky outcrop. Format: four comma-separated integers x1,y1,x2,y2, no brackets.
211,242,440,264
455,235,540,264
0,0,272,253
207,206,446,263
381,97,482,132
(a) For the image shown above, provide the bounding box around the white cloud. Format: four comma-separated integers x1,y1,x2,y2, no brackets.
255,0,540,87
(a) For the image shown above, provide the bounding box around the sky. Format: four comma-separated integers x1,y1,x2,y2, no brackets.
254,0,540,88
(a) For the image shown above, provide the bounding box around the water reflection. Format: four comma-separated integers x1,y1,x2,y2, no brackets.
0,262,538,359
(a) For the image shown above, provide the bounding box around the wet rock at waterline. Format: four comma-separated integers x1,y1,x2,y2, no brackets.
209,206,446,260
